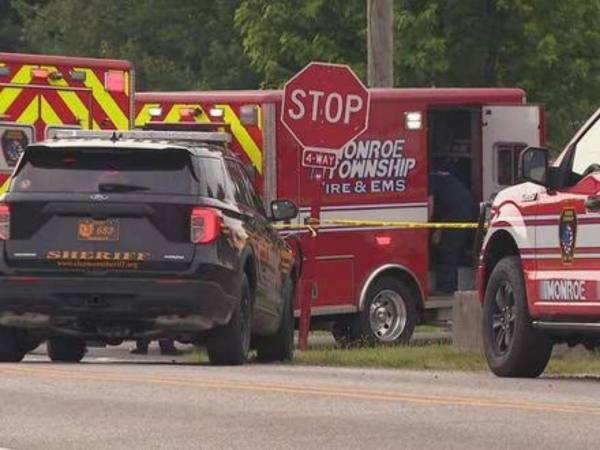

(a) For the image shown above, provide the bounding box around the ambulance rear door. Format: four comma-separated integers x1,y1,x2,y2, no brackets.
482,105,542,200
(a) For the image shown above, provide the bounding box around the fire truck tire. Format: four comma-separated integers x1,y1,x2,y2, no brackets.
351,276,417,345
207,275,252,366
0,326,27,362
256,278,295,362
482,256,552,378
47,336,86,363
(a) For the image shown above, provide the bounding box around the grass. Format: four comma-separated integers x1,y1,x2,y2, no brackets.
186,333,600,376
294,343,485,371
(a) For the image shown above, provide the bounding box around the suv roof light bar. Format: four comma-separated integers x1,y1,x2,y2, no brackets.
51,129,232,144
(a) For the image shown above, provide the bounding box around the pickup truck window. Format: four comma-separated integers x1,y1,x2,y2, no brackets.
572,119,600,175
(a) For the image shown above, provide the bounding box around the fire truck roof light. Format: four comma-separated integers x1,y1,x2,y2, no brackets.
240,104,258,126
69,70,87,81
405,111,422,130
49,71,63,81
105,70,126,93
209,108,224,118
180,107,202,119
148,107,163,117
31,68,49,79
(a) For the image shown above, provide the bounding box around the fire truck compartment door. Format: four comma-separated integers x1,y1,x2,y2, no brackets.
482,105,541,201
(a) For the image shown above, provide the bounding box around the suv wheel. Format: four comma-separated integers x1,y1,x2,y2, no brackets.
47,336,86,363
207,274,252,365
0,326,27,362
348,276,417,346
483,256,552,377
256,278,295,362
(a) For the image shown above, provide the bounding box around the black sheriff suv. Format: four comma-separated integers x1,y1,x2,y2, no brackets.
0,130,299,365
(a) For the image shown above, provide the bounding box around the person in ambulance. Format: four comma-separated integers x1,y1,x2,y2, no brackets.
429,158,476,294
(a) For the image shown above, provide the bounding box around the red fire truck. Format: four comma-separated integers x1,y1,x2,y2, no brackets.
0,52,134,188
136,88,543,344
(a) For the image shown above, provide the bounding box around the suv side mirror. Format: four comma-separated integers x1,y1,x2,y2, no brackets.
270,199,298,221
520,146,549,186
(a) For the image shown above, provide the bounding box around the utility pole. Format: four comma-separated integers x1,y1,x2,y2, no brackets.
367,0,394,87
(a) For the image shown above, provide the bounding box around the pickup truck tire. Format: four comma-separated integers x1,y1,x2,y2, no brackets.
483,256,552,378
349,276,417,345
207,275,252,365
47,336,86,363
0,326,27,362
256,278,295,362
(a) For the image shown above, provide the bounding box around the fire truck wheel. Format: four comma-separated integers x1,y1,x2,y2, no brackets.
482,256,552,378
353,276,417,345
47,336,86,363
0,326,27,362
207,275,252,366
256,278,294,362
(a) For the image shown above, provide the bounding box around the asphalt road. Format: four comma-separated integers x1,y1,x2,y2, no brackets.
2,346,600,450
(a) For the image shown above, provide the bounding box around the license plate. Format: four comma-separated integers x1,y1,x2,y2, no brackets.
78,219,119,242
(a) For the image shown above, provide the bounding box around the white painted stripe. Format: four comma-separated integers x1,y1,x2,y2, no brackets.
535,222,600,248
299,202,428,212
297,206,427,225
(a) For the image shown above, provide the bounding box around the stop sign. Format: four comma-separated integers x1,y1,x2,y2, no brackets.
282,62,370,151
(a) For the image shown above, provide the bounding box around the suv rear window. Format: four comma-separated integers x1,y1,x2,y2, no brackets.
11,147,221,196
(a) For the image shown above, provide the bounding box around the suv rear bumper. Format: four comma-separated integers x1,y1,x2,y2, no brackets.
0,275,239,332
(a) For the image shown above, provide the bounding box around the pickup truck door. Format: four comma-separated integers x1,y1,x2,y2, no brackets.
530,115,600,318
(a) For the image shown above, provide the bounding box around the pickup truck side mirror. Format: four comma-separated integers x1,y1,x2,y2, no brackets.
270,199,298,221
520,146,549,186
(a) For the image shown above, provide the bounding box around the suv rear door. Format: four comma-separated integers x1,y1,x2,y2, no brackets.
6,145,211,274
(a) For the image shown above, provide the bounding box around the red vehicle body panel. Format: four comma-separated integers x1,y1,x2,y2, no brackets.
137,87,531,318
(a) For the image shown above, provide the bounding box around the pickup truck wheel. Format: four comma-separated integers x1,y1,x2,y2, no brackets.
350,276,417,345
483,256,552,377
0,326,27,362
47,336,86,363
256,278,294,362
207,275,252,365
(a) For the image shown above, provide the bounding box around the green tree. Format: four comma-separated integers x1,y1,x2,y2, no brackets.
235,0,366,87
14,0,258,91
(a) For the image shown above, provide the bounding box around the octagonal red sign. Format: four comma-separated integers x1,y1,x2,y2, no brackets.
282,62,370,152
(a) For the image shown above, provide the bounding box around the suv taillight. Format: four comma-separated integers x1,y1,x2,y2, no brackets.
0,203,9,240
191,207,221,244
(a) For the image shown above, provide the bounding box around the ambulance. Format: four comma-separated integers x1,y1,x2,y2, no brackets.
0,52,134,187
136,88,543,344
479,107,600,377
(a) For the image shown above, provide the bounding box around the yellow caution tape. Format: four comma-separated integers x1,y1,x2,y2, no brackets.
274,219,478,232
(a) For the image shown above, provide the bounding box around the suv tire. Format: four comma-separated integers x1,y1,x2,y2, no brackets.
483,256,552,377
0,326,27,362
47,336,86,363
207,274,252,365
256,278,295,362
348,276,417,346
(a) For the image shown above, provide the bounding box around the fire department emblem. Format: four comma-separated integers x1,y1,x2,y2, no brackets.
1,129,28,167
559,208,577,263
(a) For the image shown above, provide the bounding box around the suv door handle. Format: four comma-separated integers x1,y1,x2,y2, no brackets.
585,195,600,211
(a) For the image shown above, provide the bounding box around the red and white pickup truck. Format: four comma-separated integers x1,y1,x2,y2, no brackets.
479,107,600,377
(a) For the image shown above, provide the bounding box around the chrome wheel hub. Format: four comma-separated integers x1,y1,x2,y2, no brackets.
369,289,407,342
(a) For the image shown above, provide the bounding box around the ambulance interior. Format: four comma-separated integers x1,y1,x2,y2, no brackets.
427,108,480,294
